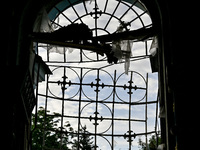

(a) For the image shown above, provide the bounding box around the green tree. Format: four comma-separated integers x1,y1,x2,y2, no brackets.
31,107,93,150
32,107,71,150
138,134,161,150
71,125,94,150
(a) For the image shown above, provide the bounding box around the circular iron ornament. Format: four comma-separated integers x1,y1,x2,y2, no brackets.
94,136,112,149
82,69,114,101
115,71,147,103
48,66,80,99
80,102,112,134
82,50,106,61
81,28,109,61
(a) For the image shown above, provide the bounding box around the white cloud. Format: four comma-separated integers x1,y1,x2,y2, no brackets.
34,0,158,149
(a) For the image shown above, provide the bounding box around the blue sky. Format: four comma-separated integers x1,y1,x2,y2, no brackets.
34,0,159,149
36,45,159,150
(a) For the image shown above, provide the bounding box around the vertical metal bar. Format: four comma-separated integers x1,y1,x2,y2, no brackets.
119,0,138,20
94,69,100,149
47,44,50,62
111,70,117,150
77,68,83,150
82,0,88,14
60,67,66,149
155,92,159,147
42,66,49,150
64,47,66,63
145,40,148,56
128,71,133,149
35,42,38,54
104,0,121,30
54,6,73,24
104,0,109,12
96,53,99,61
129,10,147,27
80,49,83,62
67,0,83,23
145,73,149,149
94,0,98,37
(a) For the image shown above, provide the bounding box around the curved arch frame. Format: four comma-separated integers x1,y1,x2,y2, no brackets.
32,0,162,150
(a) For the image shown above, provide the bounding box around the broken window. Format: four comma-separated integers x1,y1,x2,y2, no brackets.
31,0,160,149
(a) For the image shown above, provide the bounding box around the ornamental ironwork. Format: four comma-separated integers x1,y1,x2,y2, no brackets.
32,0,160,149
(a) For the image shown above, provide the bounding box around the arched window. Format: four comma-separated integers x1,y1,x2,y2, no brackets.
32,0,159,149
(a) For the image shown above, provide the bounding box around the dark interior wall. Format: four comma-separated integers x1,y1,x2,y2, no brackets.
156,1,198,150
1,0,197,149
1,1,49,149
2,0,36,66
4,0,45,66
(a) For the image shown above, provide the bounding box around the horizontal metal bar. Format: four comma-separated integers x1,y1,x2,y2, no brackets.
38,93,157,105
30,27,157,55
48,80,146,90
33,125,156,137
46,114,146,122
93,26,157,42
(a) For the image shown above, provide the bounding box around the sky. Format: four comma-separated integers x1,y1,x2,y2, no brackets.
33,0,160,149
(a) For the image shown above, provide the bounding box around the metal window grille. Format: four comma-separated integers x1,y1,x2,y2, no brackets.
32,0,160,149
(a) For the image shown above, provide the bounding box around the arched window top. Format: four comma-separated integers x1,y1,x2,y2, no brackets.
32,0,156,71
46,0,152,36
48,0,148,21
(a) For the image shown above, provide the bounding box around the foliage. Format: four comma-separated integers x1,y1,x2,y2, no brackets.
71,126,94,150
32,107,94,150
138,134,161,150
